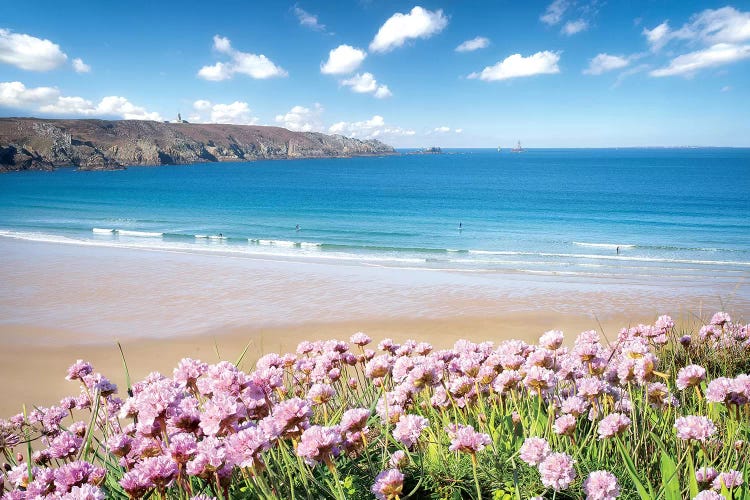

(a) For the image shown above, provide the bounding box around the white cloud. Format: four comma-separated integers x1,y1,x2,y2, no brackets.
643,22,671,51
468,51,561,81
274,103,325,132
455,128,463,134
540,0,569,26
328,115,415,140
650,43,750,77
72,58,90,73
340,72,392,98
455,36,489,52
197,35,287,81
562,19,588,35
369,6,448,53
294,5,326,31
0,29,68,71
189,99,258,125
721,85,732,92
320,45,366,74
583,53,630,75
644,7,750,51
433,126,450,133
0,81,162,120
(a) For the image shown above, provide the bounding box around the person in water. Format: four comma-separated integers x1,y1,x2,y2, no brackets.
459,222,463,230
295,224,300,231
219,233,223,238
616,246,619,255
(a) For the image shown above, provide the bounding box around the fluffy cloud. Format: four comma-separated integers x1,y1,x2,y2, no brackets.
340,72,392,98
562,19,588,35
72,58,90,73
0,29,68,71
644,6,750,51
455,36,490,52
468,51,561,81
293,5,326,31
197,35,287,81
369,6,448,53
583,53,630,75
189,99,258,125
328,115,414,140
274,103,325,132
0,81,162,120
650,43,750,77
430,126,462,134
320,45,366,74
540,0,569,26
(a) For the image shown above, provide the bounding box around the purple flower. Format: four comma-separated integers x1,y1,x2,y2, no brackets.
598,413,631,439
53,461,105,493
446,424,491,454
583,470,620,500
674,416,717,442
350,332,372,346
297,425,342,464
119,469,152,498
539,452,577,491
676,365,706,390
710,312,731,327
389,450,409,469
519,437,550,466
225,426,271,468
269,397,312,438
696,467,718,484
712,470,743,490
136,456,177,490
168,433,198,463
66,360,93,381
393,414,429,449
173,358,208,388
371,469,404,500
49,431,83,459
59,484,106,500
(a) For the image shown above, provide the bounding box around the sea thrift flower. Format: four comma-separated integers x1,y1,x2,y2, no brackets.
393,414,429,449
66,360,93,381
676,364,706,390
350,332,371,346
340,408,370,433
693,491,723,499
598,413,631,439
307,383,335,405
554,414,577,436
540,329,564,350
371,469,404,500
523,366,557,393
389,450,408,469
539,452,577,491
712,470,743,490
447,424,491,454
297,425,341,464
519,437,550,466
705,377,733,404
710,312,731,327
696,467,718,485
138,455,178,490
49,431,83,459
60,484,106,500
674,416,717,442
583,470,620,500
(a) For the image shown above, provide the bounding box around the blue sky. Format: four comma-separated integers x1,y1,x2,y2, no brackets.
1,1,749,147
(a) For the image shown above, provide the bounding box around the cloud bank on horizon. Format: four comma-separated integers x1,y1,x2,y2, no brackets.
0,2,749,147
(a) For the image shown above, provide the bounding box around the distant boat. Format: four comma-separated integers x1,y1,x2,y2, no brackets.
511,141,524,153
497,146,502,152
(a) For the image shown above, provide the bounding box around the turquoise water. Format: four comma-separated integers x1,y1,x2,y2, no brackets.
1,148,748,281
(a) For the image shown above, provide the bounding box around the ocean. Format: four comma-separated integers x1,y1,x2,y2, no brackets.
1,148,748,284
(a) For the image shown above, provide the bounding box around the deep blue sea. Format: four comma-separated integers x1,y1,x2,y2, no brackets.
1,148,748,282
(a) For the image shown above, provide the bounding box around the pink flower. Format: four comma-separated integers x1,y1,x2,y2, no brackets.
350,332,372,346
696,467,718,484
296,425,341,464
59,484,105,500
674,416,717,442
554,414,577,436
446,424,491,454
371,469,404,500
389,450,408,469
66,360,93,381
393,414,429,449
519,437,550,466
307,383,335,405
523,366,557,393
340,408,370,433
693,491,724,499
676,365,706,390
706,377,733,404
583,470,620,500
538,452,577,491
598,413,631,439
710,312,731,327
712,470,743,490
540,329,565,350
137,455,177,490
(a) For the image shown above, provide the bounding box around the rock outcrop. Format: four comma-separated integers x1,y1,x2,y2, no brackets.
0,118,395,172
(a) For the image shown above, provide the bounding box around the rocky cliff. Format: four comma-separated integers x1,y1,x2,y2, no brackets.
0,118,395,172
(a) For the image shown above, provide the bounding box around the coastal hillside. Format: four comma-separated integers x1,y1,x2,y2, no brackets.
0,118,395,172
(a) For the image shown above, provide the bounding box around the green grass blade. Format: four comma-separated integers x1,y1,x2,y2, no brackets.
615,435,653,499
660,450,681,500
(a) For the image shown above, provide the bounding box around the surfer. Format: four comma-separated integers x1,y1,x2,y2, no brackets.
616,246,619,255
459,222,463,230
295,224,300,231
219,233,223,238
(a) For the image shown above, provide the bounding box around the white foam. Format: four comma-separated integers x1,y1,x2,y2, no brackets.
194,234,209,239
117,230,163,238
573,242,635,249
300,242,321,249
207,235,226,240
92,228,114,234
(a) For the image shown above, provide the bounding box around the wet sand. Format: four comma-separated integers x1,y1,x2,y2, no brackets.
0,238,746,416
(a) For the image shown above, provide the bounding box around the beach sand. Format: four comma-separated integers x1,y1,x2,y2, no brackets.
1,237,745,416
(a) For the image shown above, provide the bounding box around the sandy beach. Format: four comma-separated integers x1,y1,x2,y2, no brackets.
1,237,746,416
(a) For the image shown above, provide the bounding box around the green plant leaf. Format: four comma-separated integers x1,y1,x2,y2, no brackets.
615,435,653,499
660,450,681,500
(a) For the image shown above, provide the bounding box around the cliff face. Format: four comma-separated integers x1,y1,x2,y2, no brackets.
0,118,395,172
